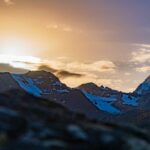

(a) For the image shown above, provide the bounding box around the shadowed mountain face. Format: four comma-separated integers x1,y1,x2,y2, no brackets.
0,71,149,130
135,76,150,96
0,90,149,150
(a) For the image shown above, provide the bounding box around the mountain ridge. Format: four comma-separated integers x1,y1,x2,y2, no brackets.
0,70,149,130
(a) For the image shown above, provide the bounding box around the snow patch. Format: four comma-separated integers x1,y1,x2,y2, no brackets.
12,74,42,97
122,94,138,106
82,91,121,115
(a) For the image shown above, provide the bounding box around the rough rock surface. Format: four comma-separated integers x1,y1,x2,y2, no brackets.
0,90,149,150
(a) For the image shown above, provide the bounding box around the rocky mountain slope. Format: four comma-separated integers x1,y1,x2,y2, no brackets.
78,81,150,129
0,90,149,150
78,83,139,114
135,76,150,96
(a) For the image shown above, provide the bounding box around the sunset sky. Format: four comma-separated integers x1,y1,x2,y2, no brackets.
0,0,150,92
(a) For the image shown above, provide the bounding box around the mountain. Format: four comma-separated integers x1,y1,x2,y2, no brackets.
135,76,150,96
0,90,149,150
78,83,138,114
78,82,150,129
0,71,149,130
0,71,102,119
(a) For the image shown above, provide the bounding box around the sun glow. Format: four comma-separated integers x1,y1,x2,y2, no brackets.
0,36,34,56
0,54,42,70
0,36,43,70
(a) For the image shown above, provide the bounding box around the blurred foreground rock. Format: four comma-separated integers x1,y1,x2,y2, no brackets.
0,90,149,150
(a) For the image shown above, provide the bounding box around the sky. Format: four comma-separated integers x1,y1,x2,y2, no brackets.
0,0,150,92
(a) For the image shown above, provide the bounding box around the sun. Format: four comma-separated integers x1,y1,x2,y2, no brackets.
0,36,41,70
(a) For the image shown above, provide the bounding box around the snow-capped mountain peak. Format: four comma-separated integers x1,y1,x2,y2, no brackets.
12,71,70,97
79,81,139,115
0,71,149,120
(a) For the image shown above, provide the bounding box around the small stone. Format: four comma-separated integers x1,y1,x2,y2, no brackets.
67,125,88,141
43,140,67,148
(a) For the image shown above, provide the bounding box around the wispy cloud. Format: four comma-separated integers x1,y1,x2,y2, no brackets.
0,63,28,73
46,23,83,33
38,65,84,79
136,66,150,73
0,54,41,70
61,73,122,89
46,23,73,32
4,0,14,5
57,70,84,79
40,59,117,76
62,61,117,73
0,54,121,90
135,44,150,48
41,59,119,89
130,44,150,74
38,60,117,79
131,44,150,64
